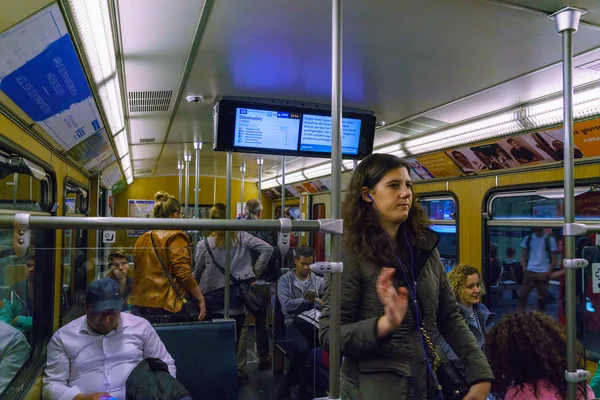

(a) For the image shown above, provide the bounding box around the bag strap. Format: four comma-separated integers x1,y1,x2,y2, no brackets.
150,231,186,303
203,237,240,283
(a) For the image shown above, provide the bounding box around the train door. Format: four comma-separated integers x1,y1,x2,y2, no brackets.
310,193,330,262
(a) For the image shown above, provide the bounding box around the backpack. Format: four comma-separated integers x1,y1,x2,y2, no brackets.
248,230,282,282
525,234,553,260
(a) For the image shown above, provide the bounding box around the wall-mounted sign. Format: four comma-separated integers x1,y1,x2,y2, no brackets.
0,4,103,150
112,179,127,196
103,230,116,244
127,199,154,237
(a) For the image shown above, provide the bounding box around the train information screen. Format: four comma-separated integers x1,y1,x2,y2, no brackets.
214,98,376,159
234,108,300,151
299,114,361,155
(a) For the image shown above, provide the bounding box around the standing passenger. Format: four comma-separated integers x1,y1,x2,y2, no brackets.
517,227,558,312
130,191,206,323
194,203,273,354
237,199,278,378
318,153,493,399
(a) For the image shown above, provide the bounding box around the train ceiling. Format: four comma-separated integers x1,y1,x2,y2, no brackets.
1,0,600,187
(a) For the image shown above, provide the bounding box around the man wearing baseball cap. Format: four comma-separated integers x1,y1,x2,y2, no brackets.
42,278,176,400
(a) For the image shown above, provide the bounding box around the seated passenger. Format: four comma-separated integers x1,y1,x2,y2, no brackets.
0,320,31,395
435,264,497,396
104,249,133,312
4,256,34,334
43,278,176,400
276,246,324,399
486,311,594,399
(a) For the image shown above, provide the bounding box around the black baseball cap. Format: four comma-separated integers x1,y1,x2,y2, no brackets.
86,278,122,312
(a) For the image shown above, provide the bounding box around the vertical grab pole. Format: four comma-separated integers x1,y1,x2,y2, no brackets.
240,162,246,216
329,0,343,397
257,158,263,194
194,142,202,219
225,151,233,319
281,156,286,268
184,153,192,217
178,161,184,204
550,6,586,400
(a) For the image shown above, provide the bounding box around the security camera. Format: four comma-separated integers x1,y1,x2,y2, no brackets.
186,95,204,103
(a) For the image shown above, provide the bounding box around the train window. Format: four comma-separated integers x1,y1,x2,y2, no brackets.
60,180,89,326
0,149,54,397
490,186,600,220
485,187,600,359
417,196,458,272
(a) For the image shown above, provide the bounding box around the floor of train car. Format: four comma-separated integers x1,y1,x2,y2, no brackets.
240,330,317,400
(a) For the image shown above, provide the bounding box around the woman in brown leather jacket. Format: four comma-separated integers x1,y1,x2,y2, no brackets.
130,191,206,323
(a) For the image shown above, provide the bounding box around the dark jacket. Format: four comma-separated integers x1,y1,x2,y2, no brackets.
436,302,497,367
318,229,494,399
245,214,282,281
126,357,190,400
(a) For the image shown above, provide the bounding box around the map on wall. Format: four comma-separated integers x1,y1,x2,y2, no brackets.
127,199,154,237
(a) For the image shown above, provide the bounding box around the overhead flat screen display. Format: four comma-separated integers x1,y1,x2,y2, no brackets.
214,98,375,159
234,108,300,151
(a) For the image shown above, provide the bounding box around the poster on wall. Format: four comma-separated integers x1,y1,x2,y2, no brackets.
127,199,154,237
66,128,116,174
0,4,103,150
415,153,462,178
101,161,123,190
405,157,435,180
65,197,76,214
574,119,600,158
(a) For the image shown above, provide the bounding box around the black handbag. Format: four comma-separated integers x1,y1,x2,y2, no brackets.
203,238,266,319
436,361,470,400
150,231,200,321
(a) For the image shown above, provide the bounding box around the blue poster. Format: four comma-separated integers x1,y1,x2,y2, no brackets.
0,4,103,150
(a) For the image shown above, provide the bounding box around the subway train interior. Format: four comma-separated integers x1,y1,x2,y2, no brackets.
2,0,600,399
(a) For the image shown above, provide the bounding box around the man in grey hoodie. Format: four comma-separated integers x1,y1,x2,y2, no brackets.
276,246,324,399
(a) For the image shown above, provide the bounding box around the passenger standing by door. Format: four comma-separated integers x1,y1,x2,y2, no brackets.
130,191,206,323
318,153,493,399
517,227,558,312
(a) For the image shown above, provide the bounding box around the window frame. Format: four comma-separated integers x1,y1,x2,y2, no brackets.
481,178,600,361
0,135,57,399
415,191,460,265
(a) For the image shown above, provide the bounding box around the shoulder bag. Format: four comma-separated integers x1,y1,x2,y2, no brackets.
149,231,200,321
203,237,266,318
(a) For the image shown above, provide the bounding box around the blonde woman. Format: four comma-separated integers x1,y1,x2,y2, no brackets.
131,191,206,323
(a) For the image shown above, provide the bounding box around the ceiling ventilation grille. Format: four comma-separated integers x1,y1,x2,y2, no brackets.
139,138,156,143
135,168,153,175
128,91,173,112
577,59,600,74
387,116,447,138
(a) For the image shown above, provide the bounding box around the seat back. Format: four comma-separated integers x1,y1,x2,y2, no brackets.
154,320,238,400
273,287,287,342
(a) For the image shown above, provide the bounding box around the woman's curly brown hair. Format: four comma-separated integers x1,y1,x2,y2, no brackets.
447,264,486,300
342,153,429,266
485,312,587,399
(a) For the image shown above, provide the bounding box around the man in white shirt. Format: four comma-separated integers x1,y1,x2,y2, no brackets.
43,278,176,400
0,320,31,394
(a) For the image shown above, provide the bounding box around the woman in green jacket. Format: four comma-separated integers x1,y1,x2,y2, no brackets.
318,153,494,399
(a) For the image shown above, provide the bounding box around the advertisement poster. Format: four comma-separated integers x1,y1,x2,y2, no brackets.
0,4,103,150
416,153,462,178
127,199,154,237
65,197,76,214
574,119,600,157
405,157,435,180
101,161,123,189
66,128,116,174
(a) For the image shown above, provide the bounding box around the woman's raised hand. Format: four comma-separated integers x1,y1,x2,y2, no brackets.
376,267,409,339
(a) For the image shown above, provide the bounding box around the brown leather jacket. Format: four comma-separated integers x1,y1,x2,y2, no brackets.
131,230,197,313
